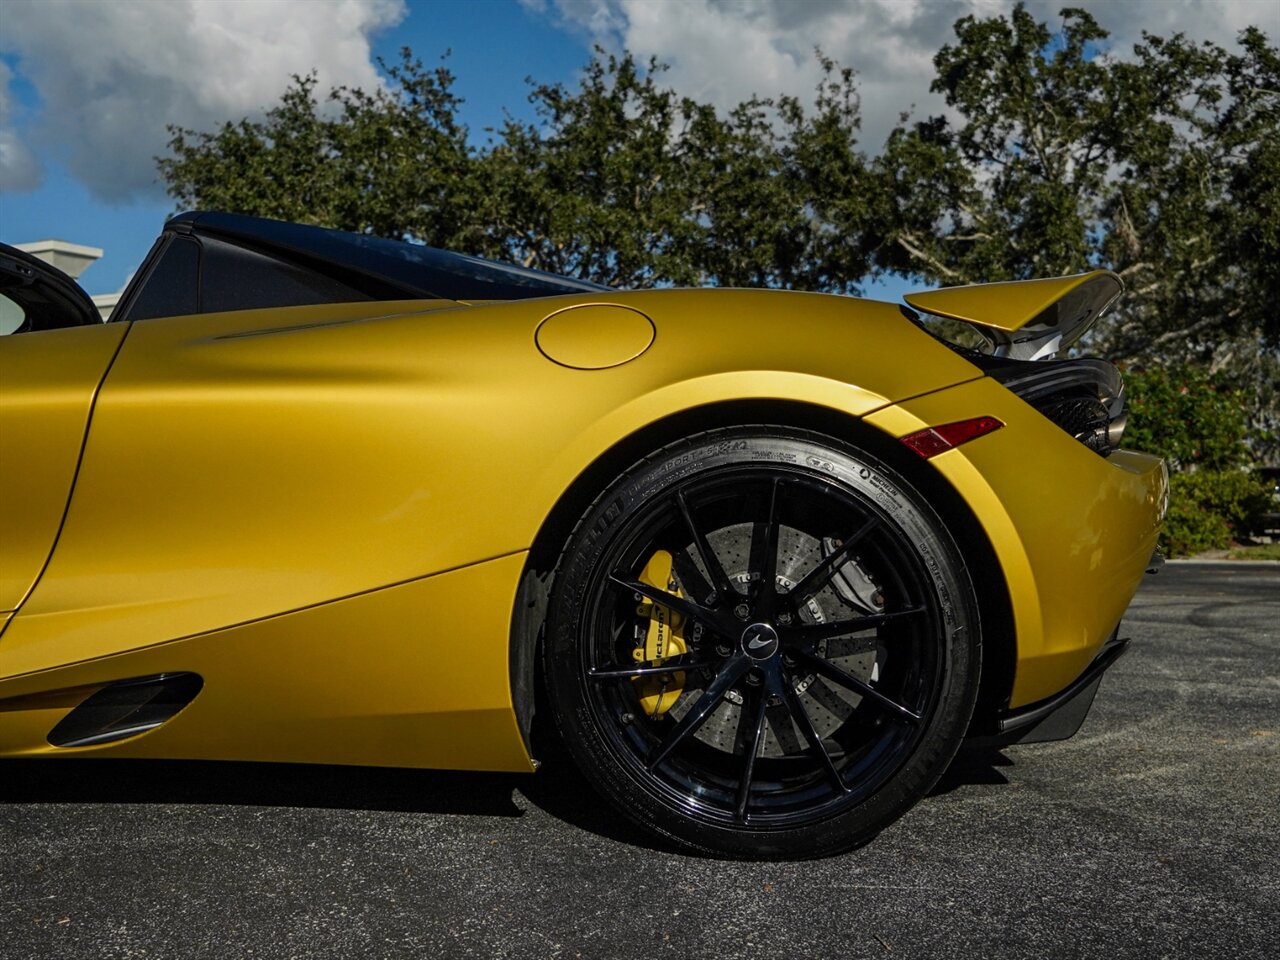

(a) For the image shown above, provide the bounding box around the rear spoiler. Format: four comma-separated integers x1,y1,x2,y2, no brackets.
904,270,1123,361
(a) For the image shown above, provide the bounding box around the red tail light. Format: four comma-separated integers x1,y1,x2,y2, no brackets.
900,416,1004,458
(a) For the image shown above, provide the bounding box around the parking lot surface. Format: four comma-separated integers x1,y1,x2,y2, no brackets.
2,562,1277,960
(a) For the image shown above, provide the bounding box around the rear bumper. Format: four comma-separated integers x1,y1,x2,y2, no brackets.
971,633,1128,746
865,375,1166,709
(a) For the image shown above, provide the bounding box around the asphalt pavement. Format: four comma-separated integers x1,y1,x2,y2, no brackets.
1,562,1277,960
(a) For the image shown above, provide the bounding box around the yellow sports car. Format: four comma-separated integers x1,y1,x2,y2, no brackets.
0,213,1165,858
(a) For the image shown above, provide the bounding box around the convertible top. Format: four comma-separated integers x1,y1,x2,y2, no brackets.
112,211,607,322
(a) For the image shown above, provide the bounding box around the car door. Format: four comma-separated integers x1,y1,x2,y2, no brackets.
0,243,129,620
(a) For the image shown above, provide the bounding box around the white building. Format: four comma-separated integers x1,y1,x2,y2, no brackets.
13,240,120,320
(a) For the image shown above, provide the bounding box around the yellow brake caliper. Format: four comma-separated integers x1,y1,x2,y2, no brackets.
633,550,688,717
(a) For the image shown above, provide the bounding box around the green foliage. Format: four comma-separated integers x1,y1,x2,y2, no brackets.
1227,543,1280,560
154,5,1279,461
1123,365,1253,471
867,6,1279,455
158,51,472,246
872,8,1280,348
1162,469,1274,556
468,53,703,286
159,49,875,291
1161,476,1232,556
1126,365,1273,555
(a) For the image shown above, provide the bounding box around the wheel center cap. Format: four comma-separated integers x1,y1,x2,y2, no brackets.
741,622,780,660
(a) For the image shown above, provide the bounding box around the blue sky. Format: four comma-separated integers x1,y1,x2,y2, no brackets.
1,0,590,295
1,0,1274,298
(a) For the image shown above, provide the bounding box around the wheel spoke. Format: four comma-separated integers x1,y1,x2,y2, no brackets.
792,648,922,724
734,683,769,822
675,489,738,603
785,605,927,645
787,515,880,603
767,662,849,794
671,549,715,610
751,478,782,618
588,651,716,680
609,574,723,634
646,653,751,771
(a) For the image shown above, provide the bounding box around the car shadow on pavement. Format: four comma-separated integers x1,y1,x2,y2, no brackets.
0,745,1013,855
514,756,675,852
0,754,673,853
0,758,528,818
929,746,1016,796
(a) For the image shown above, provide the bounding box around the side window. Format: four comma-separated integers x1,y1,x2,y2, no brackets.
199,235,370,313
0,293,26,335
121,236,200,321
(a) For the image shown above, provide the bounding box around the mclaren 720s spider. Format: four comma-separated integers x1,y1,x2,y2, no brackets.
0,212,1165,859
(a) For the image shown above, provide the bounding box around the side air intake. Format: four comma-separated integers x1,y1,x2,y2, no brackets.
47,673,203,748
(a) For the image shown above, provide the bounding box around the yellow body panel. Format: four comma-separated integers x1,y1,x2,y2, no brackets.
0,290,976,681
0,321,129,611
0,551,534,771
865,378,1165,705
0,281,1163,769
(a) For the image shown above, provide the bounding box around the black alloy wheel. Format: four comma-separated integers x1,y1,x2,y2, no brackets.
545,428,980,859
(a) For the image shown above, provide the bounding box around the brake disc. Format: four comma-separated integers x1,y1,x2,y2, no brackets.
663,523,883,757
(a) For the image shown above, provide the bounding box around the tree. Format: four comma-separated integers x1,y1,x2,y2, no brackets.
158,49,877,292
679,56,872,292
156,12,1277,332
865,5,1279,454
159,50,473,247
1124,365,1273,555
156,12,1279,547
465,53,703,287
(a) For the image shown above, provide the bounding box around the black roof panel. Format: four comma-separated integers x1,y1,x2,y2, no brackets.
168,211,609,302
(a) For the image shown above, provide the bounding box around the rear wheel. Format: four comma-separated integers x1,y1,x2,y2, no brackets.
544,427,980,858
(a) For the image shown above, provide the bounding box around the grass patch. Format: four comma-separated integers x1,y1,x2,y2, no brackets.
1226,544,1280,561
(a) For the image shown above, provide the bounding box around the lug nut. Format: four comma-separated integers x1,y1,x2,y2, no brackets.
777,611,792,625
734,603,751,620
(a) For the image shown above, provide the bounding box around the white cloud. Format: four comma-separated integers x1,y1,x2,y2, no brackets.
0,0,406,202
532,0,1278,154
0,59,41,193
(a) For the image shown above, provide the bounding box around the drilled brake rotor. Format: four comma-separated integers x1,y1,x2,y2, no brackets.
660,522,882,758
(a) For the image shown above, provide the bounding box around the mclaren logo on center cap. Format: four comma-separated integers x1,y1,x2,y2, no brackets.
741,623,780,660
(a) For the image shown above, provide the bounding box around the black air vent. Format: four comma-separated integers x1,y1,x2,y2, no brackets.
47,673,203,748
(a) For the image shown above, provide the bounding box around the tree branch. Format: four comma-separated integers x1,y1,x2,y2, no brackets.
1114,313,1222,360
896,234,967,281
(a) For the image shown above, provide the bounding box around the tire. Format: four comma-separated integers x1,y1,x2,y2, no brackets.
544,427,980,859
